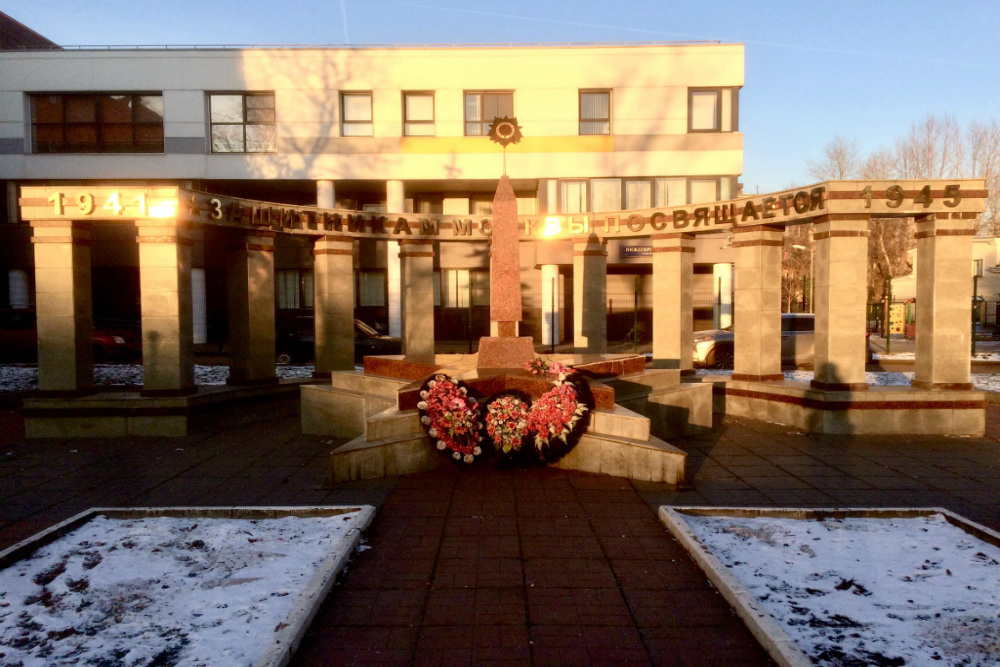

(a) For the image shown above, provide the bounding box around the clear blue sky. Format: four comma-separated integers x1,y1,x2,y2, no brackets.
4,0,999,194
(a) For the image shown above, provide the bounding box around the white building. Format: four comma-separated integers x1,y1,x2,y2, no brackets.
0,29,743,346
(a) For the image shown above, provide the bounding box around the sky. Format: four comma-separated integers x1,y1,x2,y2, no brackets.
3,0,999,194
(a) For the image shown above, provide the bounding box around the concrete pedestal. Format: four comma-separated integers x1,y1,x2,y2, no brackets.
30,221,94,395
136,220,195,397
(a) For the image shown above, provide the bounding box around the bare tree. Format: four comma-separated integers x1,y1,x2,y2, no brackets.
806,135,859,181
967,120,1000,234
781,224,813,313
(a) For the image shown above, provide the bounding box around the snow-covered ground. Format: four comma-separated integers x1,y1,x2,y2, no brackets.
878,351,1000,362
695,368,1000,393
0,364,317,393
0,512,365,667
685,513,1000,667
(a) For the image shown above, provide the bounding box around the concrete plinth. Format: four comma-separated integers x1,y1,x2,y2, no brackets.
313,235,356,374
30,221,94,394
226,230,277,385
732,224,784,383
652,233,694,370
136,220,195,397
399,239,435,361
573,235,607,354
913,214,977,390
713,378,985,435
812,216,869,391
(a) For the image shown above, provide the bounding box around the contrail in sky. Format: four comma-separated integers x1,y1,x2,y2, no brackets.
340,0,350,43
398,2,981,69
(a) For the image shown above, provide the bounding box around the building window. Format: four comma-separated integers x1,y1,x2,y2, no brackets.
276,270,313,309
689,179,720,204
341,92,373,136
30,93,164,154
403,92,434,136
439,269,490,308
688,88,738,132
625,180,651,210
590,178,621,213
655,178,687,207
209,92,276,153
464,91,513,136
579,90,610,135
357,271,386,307
560,181,587,214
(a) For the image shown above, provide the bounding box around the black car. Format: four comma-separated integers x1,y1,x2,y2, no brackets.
276,316,401,364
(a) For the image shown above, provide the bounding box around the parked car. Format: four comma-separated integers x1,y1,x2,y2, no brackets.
0,309,140,363
692,313,874,369
276,317,402,364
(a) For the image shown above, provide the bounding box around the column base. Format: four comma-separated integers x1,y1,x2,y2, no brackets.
140,386,198,398
731,373,784,382
910,380,974,391
811,380,868,391
226,376,279,387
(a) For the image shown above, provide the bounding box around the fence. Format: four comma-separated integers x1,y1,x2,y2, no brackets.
866,299,999,338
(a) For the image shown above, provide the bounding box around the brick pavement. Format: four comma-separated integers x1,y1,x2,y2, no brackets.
2,404,999,666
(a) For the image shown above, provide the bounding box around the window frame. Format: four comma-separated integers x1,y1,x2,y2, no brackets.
208,91,276,154
579,89,611,136
30,92,165,154
463,90,514,137
341,91,374,137
557,176,738,212
402,91,435,137
688,87,739,133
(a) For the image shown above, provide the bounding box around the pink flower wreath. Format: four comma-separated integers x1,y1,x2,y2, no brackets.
416,374,484,464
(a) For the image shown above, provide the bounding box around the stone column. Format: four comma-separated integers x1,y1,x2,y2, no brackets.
652,233,695,370
811,216,870,391
541,264,559,346
226,230,277,386
573,235,607,354
30,221,94,394
713,262,734,329
386,180,405,338
732,224,784,382
313,235,356,373
913,214,977,390
136,220,195,396
399,238,435,361
317,180,335,209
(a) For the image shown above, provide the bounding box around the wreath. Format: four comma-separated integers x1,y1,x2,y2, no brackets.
416,374,485,464
523,372,593,465
483,390,532,458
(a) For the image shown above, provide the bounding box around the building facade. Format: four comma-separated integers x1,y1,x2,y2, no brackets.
1,39,743,349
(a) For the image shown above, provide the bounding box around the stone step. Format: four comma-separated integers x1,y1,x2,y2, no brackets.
328,370,412,400
365,406,423,441
330,433,439,482
602,368,682,397
587,404,651,441
553,431,686,485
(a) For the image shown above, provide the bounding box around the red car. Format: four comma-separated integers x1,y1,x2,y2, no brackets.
0,309,140,363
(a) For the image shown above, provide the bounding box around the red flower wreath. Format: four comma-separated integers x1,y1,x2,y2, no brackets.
417,374,483,463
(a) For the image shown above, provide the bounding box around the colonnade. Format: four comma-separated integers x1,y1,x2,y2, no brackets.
26,202,976,398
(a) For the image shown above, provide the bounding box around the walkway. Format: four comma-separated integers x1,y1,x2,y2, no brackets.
1,406,999,666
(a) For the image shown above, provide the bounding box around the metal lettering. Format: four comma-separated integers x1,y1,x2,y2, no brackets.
716,204,735,225
524,218,539,236
649,212,668,231
672,210,689,229
626,214,645,232
793,192,810,214
778,195,793,214
693,207,710,227
393,217,412,235
453,219,472,236
419,218,439,236
479,219,493,236
569,216,589,234
809,187,825,211
347,215,364,233
281,208,295,228
761,197,776,219
741,200,760,222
